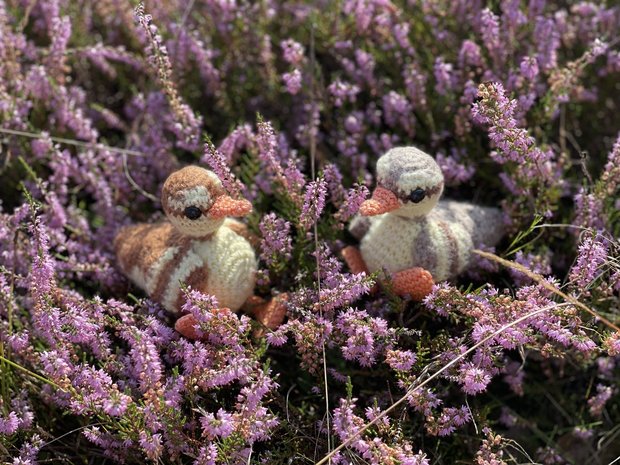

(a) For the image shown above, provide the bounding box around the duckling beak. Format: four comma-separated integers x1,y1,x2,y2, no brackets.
359,187,400,216
209,195,252,219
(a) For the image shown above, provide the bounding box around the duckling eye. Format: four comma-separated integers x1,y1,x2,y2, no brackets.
184,206,202,220
409,188,426,203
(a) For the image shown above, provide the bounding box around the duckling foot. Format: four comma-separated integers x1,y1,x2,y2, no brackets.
391,267,434,301
175,308,232,340
243,294,288,336
342,246,369,275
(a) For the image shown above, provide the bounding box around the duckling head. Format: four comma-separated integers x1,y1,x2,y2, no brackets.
360,147,444,218
161,166,252,237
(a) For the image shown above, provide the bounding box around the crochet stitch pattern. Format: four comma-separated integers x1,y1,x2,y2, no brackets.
114,166,285,337
346,146,504,299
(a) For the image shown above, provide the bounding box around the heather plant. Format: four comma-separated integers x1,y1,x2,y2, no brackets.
0,1,619,464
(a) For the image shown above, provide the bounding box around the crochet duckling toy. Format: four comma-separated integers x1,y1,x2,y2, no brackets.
344,146,504,300
114,166,286,339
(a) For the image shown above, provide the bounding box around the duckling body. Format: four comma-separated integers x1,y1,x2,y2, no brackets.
345,147,504,299
115,218,256,313
359,200,503,281
115,166,261,314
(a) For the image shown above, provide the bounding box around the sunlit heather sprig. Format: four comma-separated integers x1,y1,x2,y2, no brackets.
256,119,304,204
267,318,333,374
331,397,430,465
134,4,202,149
425,406,472,436
46,16,71,81
201,139,244,198
335,184,369,223
568,234,608,289
334,308,394,367
601,134,620,193
472,82,551,165
259,213,292,266
603,332,620,356
424,282,598,373
475,428,508,465
300,177,327,230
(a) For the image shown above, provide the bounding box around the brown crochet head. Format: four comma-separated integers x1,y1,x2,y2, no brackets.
161,166,252,237
360,147,445,218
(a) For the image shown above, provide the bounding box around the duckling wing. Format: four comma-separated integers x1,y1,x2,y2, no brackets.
432,200,504,247
114,222,190,297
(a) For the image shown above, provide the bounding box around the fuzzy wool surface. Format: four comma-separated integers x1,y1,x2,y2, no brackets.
359,201,503,281
115,218,257,313
353,146,504,281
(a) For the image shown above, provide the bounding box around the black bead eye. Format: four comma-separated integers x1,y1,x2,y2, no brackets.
184,206,202,220
409,188,426,203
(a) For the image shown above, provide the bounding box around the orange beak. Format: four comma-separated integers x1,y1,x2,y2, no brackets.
209,195,252,219
359,187,400,216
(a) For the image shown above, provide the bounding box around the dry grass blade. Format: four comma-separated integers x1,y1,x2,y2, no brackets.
314,302,571,465
473,249,620,333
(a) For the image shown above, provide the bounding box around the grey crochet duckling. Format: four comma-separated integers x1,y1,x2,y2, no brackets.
343,146,504,299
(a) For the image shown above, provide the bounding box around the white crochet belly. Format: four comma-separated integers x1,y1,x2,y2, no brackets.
360,215,421,275
193,227,257,311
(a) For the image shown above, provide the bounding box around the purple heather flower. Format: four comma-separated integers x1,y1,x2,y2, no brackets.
0,411,19,435
588,384,614,417
281,38,305,65
458,40,482,67
472,82,552,165
382,90,414,134
574,188,606,231
139,432,163,461
317,273,373,314
336,184,369,222
435,150,475,186
328,79,360,107
201,409,235,439
259,213,293,266
459,364,492,395
282,69,302,95
433,57,454,95
534,16,560,71
403,63,428,108
195,444,218,465
480,9,501,60
299,177,327,230
520,56,539,81
201,140,244,198
569,235,608,288
385,349,417,372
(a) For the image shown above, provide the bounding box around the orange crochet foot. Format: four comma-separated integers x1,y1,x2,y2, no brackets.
342,246,369,275
175,308,232,340
391,267,434,300
250,293,288,333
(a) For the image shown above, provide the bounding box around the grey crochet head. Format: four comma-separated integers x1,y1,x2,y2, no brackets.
361,147,445,218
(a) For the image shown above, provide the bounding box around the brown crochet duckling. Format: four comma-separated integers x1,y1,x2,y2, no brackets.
114,166,286,338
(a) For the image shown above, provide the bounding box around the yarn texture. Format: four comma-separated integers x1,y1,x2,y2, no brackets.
114,166,257,314
348,146,505,298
